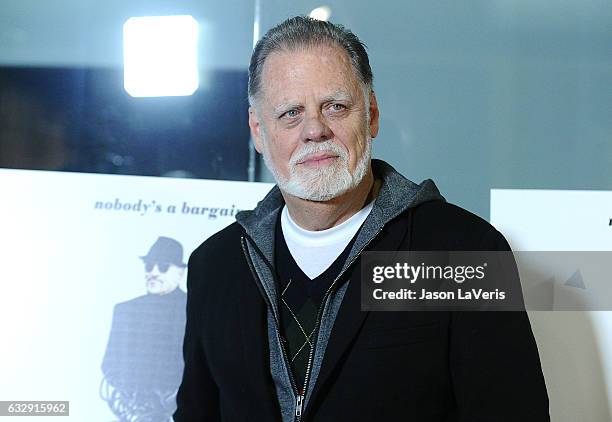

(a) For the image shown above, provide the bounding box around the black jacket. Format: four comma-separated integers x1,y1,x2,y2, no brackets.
174,195,549,421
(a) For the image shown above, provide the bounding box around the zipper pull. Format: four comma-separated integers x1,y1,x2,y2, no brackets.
295,394,304,417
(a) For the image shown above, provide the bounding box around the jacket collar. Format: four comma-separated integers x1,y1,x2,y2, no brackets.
235,158,445,267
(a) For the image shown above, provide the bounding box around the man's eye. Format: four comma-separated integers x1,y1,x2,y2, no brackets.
282,110,299,119
330,103,346,111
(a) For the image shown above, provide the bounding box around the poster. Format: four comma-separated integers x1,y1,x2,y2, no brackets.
491,189,612,422
0,169,273,421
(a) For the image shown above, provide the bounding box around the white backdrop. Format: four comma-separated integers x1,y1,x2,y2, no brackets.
491,189,612,422
0,169,272,421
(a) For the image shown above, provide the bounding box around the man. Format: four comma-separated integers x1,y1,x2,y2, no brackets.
174,16,549,421
102,236,188,422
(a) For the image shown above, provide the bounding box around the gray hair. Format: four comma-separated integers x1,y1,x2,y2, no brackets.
248,16,373,106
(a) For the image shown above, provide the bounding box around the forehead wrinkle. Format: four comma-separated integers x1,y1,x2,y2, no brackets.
258,47,363,115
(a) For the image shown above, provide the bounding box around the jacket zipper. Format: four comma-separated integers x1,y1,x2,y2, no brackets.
240,237,302,411
241,226,384,422
298,226,384,420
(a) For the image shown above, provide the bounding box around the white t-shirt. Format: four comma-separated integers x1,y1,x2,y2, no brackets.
280,201,374,279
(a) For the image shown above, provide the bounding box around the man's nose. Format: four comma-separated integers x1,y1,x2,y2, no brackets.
301,111,332,142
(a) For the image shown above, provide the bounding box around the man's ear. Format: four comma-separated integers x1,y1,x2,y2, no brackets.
368,91,380,139
248,107,264,153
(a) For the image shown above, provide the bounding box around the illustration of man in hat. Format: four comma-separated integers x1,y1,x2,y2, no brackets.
101,236,188,422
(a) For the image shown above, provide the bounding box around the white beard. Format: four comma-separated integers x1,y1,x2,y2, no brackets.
261,135,372,202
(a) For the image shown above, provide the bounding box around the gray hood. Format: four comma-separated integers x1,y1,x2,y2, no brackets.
235,158,445,264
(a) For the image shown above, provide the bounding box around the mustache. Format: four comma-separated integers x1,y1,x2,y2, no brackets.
290,141,347,165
